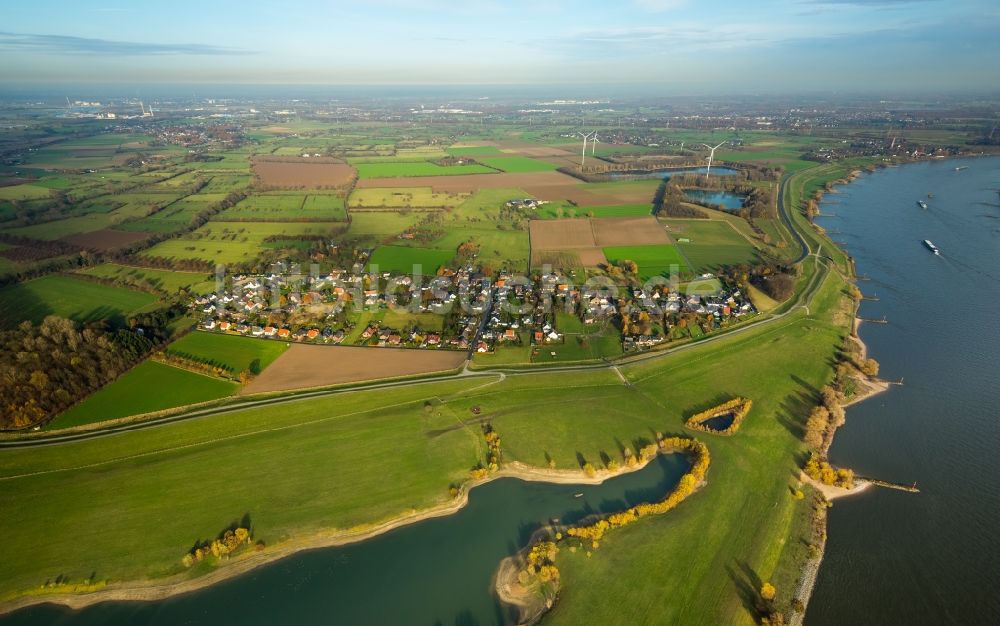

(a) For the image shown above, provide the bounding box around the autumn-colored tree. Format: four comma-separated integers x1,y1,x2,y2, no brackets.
861,358,880,377
804,406,830,451
761,582,777,601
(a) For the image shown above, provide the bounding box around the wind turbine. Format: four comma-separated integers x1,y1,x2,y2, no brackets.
591,133,600,156
701,141,726,178
577,131,597,168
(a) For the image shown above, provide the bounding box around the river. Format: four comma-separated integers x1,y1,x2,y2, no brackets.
0,455,688,626
808,157,1000,625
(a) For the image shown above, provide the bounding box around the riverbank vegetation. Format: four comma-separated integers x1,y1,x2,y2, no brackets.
685,397,753,435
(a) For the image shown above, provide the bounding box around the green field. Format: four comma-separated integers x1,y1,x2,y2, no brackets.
477,156,559,173
355,161,497,178
75,264,216,294
0,184,52,201
603,244,691,280
165,332,289,374
446,146,503,156
536,203,652,219
0,275,159,328
51,361,238,429
217,194,347,221
367,245,455,274
349,187,468,209
143,221,342,264
661,219,762,271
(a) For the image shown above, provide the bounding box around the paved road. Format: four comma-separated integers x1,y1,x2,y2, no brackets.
2,174,831,449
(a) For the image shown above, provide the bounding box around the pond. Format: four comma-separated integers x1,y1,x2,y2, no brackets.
683,190,745,210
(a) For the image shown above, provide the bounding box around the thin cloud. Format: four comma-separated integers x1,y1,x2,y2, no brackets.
0,32,253,56
800,0,938,5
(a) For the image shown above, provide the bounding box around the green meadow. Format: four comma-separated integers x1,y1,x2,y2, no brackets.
355,161,497,178
165,332,289,374
75,263,216,294
661,219,762,272
477,156,559,173
0,275,158,329
603,244,691,280
51,361,238,429
536,203,652,219
367,245,455,274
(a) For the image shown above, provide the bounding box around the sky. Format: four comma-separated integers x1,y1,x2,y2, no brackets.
0,0,998,92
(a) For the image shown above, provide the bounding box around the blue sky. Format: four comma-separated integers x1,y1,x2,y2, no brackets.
1,0,997,91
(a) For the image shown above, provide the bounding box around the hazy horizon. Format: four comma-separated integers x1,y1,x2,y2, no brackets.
2,0,999,93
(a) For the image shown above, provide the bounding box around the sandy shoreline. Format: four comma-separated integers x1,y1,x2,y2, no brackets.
0,457,665,616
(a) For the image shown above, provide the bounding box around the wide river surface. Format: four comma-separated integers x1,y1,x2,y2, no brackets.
0,456,687,626
808,157,1000,625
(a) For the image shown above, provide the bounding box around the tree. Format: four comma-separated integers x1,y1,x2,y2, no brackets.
861,358,880,377
804,406,830,450
760,582,777,601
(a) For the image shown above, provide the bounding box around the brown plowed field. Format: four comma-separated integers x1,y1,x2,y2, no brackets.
241,344,465,394
529,218,596,249
252,157,356,188
592,216,671,246
576,247,609,266
497,142,574,158
63,229,151,251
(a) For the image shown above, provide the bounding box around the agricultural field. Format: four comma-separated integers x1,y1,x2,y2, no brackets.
354,161,497,179
367,245,455,274
115,196,217,233
346,212,426,239
535,203,652,219
349,187,468,209
142,221,343,264
51,360,238,429
0,275,159,329
603,244,691,280
74,263,216,294
529,216,672,271
446,145,503,156
165,332,288,375
218,193,347,221
241,344,466,394
661,219,763,272
252,158,354,188
476,156,559,173
0,184,52,201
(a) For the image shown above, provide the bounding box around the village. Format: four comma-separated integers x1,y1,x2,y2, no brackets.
192,263,757,356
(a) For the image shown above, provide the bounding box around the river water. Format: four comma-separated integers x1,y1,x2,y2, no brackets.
0,456,687,626
808,157,1000,625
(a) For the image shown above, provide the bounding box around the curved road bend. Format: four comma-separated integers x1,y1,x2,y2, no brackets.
2,176,828,449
